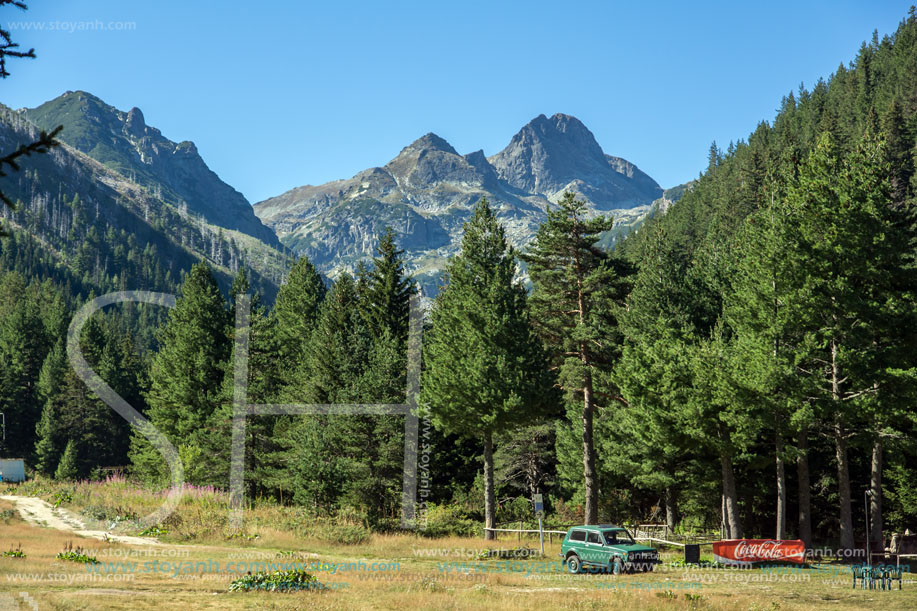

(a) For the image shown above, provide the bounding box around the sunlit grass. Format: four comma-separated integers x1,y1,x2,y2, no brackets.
3,486,917,609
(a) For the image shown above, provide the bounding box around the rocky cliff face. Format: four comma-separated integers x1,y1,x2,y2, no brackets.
488,113,662,209
24,91,281,247
255,113,662,293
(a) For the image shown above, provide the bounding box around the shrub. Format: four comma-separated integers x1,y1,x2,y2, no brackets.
2,543,25,558
497,497,532,523
52,489,73,508
420,503,479,538
138,526,168,536
229,568,324,592
56,541,98,564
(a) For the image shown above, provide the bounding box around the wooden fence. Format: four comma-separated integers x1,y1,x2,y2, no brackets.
486,522,717,547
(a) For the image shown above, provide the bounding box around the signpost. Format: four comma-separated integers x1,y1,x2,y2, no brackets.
533,494,545,555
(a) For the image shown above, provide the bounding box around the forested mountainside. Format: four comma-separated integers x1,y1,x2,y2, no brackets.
254,113,662,293
23,91,282,248
0,102,288,469
0,104,290,300
612,9,917,542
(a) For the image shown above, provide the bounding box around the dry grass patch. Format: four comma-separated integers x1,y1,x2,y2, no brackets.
4,487,917,609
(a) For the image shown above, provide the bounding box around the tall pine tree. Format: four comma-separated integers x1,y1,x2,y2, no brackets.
423,198,554,539
522,192,631,524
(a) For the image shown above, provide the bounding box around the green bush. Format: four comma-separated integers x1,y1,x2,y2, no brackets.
420,503,479,538
52,489,73,508
229,568,324,592
2,543,25,558
56,541,97,564
497,497,532,523
138,526,168,536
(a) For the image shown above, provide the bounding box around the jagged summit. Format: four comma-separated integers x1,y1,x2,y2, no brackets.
403,132,458,155
25,91,280,247
254,113,662,293
488,113,661,209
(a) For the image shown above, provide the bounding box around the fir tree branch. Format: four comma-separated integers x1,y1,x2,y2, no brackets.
0,0,33,79
0,125,63,209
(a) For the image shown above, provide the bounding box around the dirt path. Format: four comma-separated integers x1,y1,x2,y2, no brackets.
0,494,163,546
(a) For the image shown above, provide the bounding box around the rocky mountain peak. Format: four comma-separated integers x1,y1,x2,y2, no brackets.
254,112,663,294
487,113,661,209
125,106,146,137
403,132,458,155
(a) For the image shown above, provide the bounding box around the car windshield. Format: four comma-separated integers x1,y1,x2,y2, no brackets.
602,529,635,545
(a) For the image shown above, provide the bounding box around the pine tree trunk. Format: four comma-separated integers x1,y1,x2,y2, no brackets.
484,430,496,541
834,419,854,551
870,436,883,547
776,425,787,540
572,210,598,526
582,371,598,525
830,339,854,551
720,450,743,539
797,425,812,548
665,485,678,531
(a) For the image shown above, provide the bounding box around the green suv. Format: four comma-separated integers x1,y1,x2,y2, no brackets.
560,525,659,574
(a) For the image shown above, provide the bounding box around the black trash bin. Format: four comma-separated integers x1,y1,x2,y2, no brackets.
685,544,700,564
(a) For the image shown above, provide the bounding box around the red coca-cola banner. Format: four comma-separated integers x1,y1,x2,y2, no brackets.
713,539,806,565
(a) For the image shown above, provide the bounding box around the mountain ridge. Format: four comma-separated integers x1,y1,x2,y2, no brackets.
255,113,663,292
23,91,282,248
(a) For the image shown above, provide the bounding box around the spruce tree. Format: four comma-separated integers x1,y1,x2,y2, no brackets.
271,256,325,391
129,263,230,485
0,282,49,458
284,274,372,511
54,439,79,481
33,338,68,474
33,400,61,476
781,132,917,550
423,198,554,539
614,223,698,530
361,227,414,343
354,231,416,521
725,184,801,541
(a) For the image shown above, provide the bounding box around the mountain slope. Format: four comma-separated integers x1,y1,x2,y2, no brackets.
24,91,281,248
0,104,288,301
255,114,662,292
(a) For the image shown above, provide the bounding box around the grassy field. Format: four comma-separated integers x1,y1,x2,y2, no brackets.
1,483,915,610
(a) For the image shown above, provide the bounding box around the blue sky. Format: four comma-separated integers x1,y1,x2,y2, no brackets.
3,1,912,203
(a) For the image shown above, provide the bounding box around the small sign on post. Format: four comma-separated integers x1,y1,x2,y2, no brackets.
533,494,545,555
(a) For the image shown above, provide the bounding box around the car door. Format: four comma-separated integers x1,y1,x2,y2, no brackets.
585,531,607,565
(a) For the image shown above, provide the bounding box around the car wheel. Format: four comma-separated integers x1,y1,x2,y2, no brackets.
567,554,581,574
613,557,624,575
